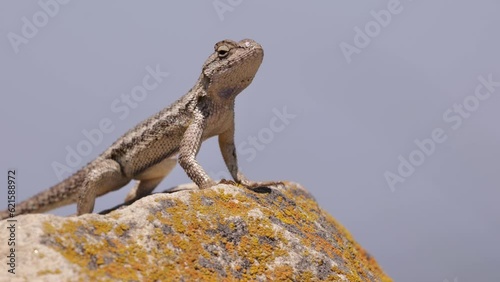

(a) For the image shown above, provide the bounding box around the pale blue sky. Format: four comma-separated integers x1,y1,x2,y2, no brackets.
1,1,499,281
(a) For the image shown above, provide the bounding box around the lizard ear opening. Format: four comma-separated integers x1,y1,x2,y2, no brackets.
216,45,230,58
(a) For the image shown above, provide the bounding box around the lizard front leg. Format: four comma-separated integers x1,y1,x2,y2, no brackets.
178,108,216,189
218,124,282,189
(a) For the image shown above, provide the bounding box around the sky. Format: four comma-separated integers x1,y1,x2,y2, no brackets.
1,1,499,281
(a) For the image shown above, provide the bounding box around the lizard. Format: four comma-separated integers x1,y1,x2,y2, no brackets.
0,38,281,220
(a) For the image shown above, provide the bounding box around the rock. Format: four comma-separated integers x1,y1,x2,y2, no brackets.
0,182,391,281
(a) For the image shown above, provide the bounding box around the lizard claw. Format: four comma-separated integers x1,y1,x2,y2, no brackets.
218,179,284,190
240,180,285,190
218,179,238,186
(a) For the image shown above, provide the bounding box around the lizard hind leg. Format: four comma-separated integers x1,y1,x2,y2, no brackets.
77,159,130,215
125,157,177,203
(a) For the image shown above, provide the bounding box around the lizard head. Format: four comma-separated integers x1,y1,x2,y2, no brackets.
202,39,264,99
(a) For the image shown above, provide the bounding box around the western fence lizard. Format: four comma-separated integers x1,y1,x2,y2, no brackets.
0,39,281,220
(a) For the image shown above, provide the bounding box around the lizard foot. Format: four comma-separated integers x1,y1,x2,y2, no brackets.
220,179,284,192
164,183,200,193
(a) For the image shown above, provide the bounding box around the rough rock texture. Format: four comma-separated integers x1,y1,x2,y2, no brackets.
0,182,391,281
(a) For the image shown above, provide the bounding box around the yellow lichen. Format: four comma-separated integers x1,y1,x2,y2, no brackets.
39,183,391,281
37,269,62,276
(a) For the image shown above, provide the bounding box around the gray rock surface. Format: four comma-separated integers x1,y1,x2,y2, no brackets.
0,182,391,281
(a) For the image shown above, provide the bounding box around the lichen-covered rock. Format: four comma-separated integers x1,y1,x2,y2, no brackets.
0,182,391,281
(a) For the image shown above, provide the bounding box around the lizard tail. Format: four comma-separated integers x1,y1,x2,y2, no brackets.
0,169,87,220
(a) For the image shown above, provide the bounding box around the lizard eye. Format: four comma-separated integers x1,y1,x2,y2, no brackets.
216,45,230,58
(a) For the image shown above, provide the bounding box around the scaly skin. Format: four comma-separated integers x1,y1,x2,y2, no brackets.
0,39,281,220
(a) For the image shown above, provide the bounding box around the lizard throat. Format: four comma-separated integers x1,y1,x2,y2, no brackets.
218,87,242,99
